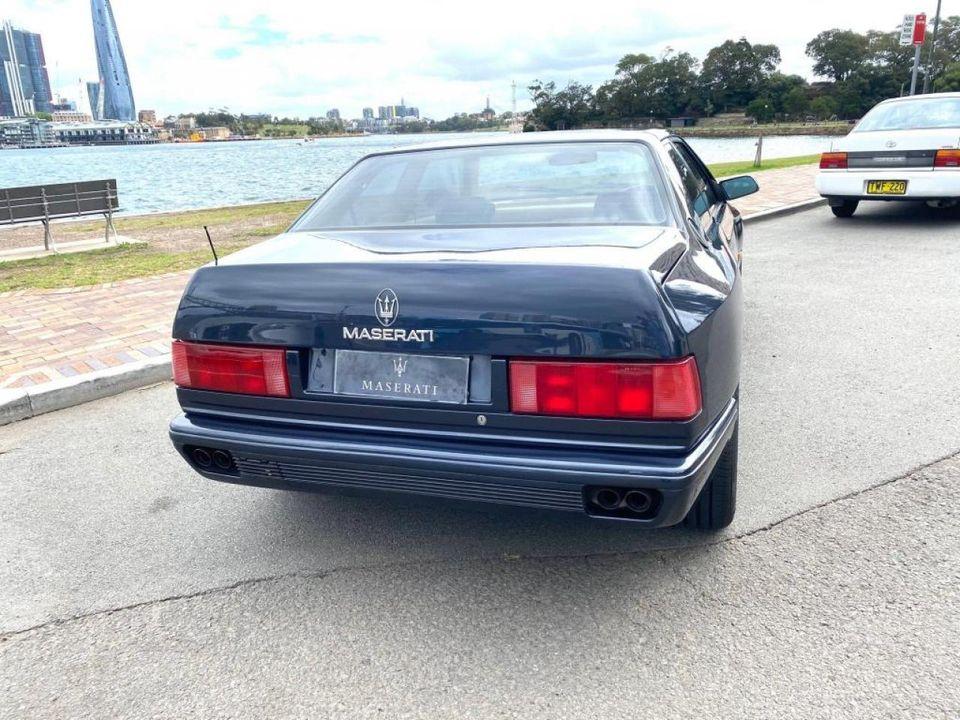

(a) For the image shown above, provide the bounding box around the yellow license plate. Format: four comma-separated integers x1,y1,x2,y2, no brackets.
866,180,907,195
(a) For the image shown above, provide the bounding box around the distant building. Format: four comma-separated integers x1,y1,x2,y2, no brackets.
326,108,340,121
86,80,104,119
197,126,230,140
362,107,374,120
0,20,53,116
480,96,495,120
53,119,156,145
0,116,54,146
138,109,157,125
377,99,419,124
175,115,196,133
91,0,135,120
52,110,93,122
50,98,78,113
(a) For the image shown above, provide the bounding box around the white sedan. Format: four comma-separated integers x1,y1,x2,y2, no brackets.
815,92,960,217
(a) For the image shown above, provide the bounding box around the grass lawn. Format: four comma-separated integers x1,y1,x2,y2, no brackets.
0,200,310,292
0,157,817,292
0,241,253,292
59,199,310,237
709,154,820,178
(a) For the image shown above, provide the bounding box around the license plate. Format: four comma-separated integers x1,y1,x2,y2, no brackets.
333,349,469,404
866,180,907,195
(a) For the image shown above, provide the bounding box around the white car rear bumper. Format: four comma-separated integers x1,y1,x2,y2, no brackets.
816,170,960,199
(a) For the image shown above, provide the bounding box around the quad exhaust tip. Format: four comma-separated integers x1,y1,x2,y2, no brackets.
587,486,658,519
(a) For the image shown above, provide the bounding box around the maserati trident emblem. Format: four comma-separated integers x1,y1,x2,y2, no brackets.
393,356,408,377
375,288,399,327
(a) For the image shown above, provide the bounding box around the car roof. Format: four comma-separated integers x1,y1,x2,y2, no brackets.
367,128,672,156
876,91,960,106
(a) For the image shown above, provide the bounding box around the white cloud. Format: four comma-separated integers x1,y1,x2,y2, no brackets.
5,0,932,119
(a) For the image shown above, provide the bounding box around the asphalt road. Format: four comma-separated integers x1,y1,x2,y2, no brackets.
2,201,959,719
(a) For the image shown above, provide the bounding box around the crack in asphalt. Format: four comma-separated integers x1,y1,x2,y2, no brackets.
2,448,956,643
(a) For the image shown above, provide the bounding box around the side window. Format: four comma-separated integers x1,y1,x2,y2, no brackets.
666,142,716,218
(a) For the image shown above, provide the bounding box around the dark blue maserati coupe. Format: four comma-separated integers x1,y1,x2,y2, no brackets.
168,130,757,529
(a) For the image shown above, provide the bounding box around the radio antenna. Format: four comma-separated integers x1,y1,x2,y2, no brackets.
203,225,219,265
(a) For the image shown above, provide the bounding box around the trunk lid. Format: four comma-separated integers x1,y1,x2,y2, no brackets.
174,227,688,360
834,128,960,170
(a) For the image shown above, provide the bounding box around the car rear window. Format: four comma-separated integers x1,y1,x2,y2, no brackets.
294,141,672,230
855,97,960,132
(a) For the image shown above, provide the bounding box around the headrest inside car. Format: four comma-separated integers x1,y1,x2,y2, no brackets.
435,197,496,225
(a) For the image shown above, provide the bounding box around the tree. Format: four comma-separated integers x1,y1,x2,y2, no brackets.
596,50,700,122
699,38,781,111
527,80,598,130
781,86,810,119
761,73,809,117
745,97,775,123
810,96,838,120
806,29,869,82
925,16,960,87
934,62,960,92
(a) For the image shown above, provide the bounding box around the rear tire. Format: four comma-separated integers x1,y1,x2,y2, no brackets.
683,423,738,531
830,200,859,218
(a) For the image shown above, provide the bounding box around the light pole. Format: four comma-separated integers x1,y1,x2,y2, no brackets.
922,0,943,94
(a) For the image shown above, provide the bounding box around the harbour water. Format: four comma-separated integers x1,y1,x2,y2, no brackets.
1,132,842,216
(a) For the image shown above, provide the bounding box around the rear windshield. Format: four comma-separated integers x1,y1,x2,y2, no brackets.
294,141,672,231
855,97,960,132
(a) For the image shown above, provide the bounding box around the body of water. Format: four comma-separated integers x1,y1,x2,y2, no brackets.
0,132,841,216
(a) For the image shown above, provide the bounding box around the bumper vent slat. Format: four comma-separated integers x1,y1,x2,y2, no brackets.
234,457,584,511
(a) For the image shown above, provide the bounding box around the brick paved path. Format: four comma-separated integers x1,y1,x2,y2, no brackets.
0,272,190,389
0,164,820,390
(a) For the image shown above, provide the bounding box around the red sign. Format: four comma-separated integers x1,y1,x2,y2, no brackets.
913,13,927,45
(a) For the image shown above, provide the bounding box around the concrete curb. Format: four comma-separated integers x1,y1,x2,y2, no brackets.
742,197,827,223
0,356,171,427
0,197,828,427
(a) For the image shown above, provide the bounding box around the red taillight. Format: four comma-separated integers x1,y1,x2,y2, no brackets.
508,357,701,421
820,152,848,170
171,341,290,397
934,149,960,167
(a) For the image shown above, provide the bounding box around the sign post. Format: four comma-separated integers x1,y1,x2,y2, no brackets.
902,13,927,95
922,0,943,93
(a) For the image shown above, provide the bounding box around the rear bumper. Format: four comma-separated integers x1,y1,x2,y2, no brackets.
169,398,738,528
816,169,960,199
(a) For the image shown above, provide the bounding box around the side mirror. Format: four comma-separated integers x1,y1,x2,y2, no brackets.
720,175,759,201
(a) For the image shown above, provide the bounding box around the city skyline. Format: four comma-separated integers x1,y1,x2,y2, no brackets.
2,0,944,119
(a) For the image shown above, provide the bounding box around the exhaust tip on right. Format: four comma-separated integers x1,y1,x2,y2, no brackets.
624,490,653,514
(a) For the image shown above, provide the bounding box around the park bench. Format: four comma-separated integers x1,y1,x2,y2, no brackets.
0,179,120,252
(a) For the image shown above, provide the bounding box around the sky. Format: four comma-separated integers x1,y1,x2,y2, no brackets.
6,0,944,119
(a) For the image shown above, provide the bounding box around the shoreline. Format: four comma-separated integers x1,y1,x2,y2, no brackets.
676,123,849,138
2,124,848,152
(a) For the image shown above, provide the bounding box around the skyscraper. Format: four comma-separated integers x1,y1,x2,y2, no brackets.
91,0,135,120
0,21,53,116
86,80,104,119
